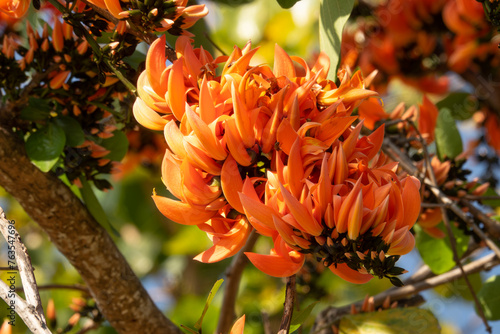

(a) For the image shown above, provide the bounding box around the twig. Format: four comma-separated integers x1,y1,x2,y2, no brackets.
216,230,259,334
0,207,51,333
459,199,500,239
278,275,296,334
382,138,500,260
78,0,176,60
312,252,500,333
410,121,492,333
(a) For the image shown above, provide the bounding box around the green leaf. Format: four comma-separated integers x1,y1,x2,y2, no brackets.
436,93,476,120
20,97,52,121
415,225,450,275
435,108,463,161
99,130,129,161
25,122,66,172
339,308,440,334
289,301,318,333
276,0,300,9
481,187,500,208
79,176,120,237
319,0,355,80
54,116,85,147
477,275,500,320
194,279,224,330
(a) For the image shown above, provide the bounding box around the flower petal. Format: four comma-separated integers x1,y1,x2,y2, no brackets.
245,250,304,277
329,263,373,284
152,193,217,225
194,218,251,263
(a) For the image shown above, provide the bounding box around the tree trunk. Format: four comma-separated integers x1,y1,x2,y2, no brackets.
0,124,181,334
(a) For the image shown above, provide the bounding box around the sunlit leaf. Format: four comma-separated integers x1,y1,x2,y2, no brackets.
436,93,475,120
25,122,66,172
416,225,453,274
79,176,120,237
339,308,440,334
194,279,224,330
477,275,500,320
435,108,463,161
289,301,318,332
319,0,355,80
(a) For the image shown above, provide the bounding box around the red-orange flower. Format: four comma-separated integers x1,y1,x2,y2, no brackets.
135,36,418,284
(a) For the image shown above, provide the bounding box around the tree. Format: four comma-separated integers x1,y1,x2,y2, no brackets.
1,0,500,333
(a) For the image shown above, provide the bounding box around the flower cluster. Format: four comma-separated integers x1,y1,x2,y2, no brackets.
134,36,421,284
89,0,207,35
2,17,132,189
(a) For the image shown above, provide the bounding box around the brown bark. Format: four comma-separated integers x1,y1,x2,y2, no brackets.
0,124,181,334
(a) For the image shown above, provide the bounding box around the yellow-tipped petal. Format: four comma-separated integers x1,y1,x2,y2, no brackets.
146,35,168,97
103,0,123,19
225,118,253,166
347,190,363,240
168,58,187,121
164,120,187,158
133,98,169,130
185,104,227,161
221,155,244,213
279,183,323,236
273,43,296,78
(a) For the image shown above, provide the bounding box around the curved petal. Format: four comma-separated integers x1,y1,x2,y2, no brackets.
146,35,168,97
194,218,251,263
273,43,296,78
245,250,304,277
388,231,415,255
152,193,216,225
103,0,123,19
329,263,373,284
400,176,421,229
167,58,187,121
133,98,169,130
221,155,244,213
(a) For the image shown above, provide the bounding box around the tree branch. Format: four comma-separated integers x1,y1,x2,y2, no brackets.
278,275,296,334
0,207,51,333
312,252,499,333
0,124,181,334
382,138,500,259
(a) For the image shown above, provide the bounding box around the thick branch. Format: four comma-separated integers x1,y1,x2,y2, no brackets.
0,124,181,334
0,207,51,333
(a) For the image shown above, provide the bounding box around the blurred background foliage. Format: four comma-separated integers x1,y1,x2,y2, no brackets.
1,0,500,333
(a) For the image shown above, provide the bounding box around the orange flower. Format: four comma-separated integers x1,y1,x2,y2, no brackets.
0,0,29,18
87,0,207,35
240,124,420,283
358,95,438,146
135,37,417,283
